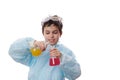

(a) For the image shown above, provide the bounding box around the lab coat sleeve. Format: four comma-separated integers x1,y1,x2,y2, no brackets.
8,37,34,66
60,50,81,80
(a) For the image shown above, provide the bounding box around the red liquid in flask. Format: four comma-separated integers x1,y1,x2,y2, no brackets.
49,57,60,66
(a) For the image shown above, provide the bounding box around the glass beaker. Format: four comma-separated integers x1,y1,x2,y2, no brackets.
29,41,42,57
49,56,60,66
30,47,42,56
49,45,60,66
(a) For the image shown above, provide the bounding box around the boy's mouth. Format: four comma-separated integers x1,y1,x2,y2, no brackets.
48,39,56,43
49,39,55,42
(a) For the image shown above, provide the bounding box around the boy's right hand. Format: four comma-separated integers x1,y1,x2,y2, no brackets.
33,40,46,51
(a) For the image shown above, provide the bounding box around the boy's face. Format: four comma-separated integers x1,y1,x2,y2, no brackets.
43,24,61,45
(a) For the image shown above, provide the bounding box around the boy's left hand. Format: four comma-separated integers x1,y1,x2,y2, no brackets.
50,48,61,58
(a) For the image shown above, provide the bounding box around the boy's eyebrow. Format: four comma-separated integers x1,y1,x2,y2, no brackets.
53,30,58,31
45,29,58,31
44,30,50,32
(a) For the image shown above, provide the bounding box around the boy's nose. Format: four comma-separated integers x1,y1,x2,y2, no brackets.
50,33,54,38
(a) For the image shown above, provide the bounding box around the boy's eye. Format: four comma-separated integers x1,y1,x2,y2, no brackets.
45,31,50,34
53,31,58,34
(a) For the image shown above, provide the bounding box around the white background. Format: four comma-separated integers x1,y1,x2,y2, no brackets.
0,0,120,80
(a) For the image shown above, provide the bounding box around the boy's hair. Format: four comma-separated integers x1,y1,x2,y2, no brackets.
41,15,63,35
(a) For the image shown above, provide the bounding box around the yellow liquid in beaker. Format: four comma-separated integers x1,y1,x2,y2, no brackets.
30,48,42,56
